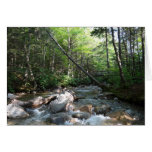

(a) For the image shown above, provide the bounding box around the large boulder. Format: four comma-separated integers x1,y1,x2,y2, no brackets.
7,104,29,119
32,95,57,108
10,95,58,109
11,99,33,108
49,91,74,113
44,94,57,105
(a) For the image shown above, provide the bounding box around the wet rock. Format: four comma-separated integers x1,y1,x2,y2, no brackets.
44,94,57,104
7,104,29,119
114,97,118,101
8,93,18,100
106,110,134,121
69,118,79,124
125,109,134,116
64,118,81,125
79,105,93,114
9,95,56,109
72,111,91,119
94,104,111,115
31,95,57,108
32,96,45,108
49,112,72,125
65,103,75,112
11,99,33,108
49,91,74,113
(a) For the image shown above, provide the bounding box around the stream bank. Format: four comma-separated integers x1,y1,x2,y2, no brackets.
7,85,145,125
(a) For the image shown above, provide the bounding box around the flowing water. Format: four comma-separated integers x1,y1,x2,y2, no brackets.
7,85,144,125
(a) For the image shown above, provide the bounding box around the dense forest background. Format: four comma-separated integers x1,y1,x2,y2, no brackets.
7,27,145,103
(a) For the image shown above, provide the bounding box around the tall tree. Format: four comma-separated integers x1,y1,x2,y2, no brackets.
141,27,145,67
111,27,126,84
118,27,122,62
105,28,110,69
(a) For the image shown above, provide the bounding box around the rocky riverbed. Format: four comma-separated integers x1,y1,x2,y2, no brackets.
7,85,145,125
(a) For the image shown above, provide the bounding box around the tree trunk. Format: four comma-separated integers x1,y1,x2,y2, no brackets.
132,28,135,76
43,46,46,67
52,48,55,72
141,27,145,67
129,28,134,76
122,34,128,68
24,44,37,90
111,27,126,85
67,27,71,76
47,31,103,87
136,33,141,71
118,27,122,63
105,28,110,69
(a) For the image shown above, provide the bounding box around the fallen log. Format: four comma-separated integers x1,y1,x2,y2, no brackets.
46,30,105,88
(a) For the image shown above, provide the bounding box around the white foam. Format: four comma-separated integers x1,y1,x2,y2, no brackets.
84,115,110,125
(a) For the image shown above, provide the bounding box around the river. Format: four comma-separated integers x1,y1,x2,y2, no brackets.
7,85,145,125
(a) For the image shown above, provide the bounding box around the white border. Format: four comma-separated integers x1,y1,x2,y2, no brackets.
0,0,152,152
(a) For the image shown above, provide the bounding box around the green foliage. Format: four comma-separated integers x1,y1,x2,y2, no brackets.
7,27,145,93
7,70,25,93
35,68,58,90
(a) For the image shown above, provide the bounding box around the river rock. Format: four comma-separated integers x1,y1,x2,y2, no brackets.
94,104,111,115
72,111,91,119
8,93,18,100
65,103,75,112
114,97,118,101
49,91,74,113
7,104,29,119
106,110,134,121
49,112,72,125
79,105,93,114
32,96,45,108
44,94,57,104
11,99,33,108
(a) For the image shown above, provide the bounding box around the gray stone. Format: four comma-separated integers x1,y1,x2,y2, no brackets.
72,111,91,119
49,112,72,125
94,104,111,115
32,96,45,107
7,104,29,119
49,91,74,113
8,93,18,100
